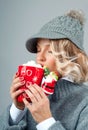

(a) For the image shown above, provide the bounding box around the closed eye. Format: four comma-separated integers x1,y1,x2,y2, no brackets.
48,50,52,53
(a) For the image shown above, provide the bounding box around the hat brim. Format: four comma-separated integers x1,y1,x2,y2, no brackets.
26,32,67,53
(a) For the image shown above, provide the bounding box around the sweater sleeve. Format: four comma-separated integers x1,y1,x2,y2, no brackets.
36,117,56,130
48,110,88,130
48,100,88,130
48,121,66,130
10,103,26,124
76,104,88,130
0,105,27,130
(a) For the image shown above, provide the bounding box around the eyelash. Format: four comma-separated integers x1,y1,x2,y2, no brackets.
48,51,52,53
37,51,52,54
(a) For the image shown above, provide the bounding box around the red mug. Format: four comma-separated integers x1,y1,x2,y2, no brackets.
17,65,44,102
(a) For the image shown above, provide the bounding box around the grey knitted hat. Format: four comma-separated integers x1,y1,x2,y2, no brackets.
26,10,84,53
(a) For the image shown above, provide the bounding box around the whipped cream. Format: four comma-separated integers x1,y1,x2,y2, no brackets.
23,60,42,68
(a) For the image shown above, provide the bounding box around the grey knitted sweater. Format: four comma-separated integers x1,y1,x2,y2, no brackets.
0,79,88,130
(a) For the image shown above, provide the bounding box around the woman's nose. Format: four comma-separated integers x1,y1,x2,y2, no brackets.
37,52,46,62
38,55,45,62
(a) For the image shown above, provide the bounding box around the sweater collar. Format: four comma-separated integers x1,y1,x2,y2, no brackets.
49,78,79,102
62,76,74,83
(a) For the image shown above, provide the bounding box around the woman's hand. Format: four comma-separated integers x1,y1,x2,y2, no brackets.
23,84,52,123
10,73,25,110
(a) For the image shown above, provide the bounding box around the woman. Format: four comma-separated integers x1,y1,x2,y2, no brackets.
0,10,88,130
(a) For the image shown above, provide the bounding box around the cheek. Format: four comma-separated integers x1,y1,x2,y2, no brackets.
47,58,57,71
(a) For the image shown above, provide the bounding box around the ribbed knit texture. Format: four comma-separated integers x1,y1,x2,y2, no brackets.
26,15,84,53
0,79,88,130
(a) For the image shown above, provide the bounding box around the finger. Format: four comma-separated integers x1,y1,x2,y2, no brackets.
15,72,19,77
33,84,46,98
13,76,24,85
24,89,37,103
10,80,25,93
11,89,24,99
27,85,42,101
23,98,32,110
12,73,19,81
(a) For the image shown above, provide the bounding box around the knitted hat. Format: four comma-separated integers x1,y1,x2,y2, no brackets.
26,10,84,53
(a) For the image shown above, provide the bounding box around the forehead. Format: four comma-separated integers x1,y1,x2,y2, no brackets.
37,38,51,46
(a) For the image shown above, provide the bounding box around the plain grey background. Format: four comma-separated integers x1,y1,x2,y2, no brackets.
0,0,88,115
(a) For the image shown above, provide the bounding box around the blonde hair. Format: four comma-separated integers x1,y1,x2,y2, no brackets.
50,39,88,83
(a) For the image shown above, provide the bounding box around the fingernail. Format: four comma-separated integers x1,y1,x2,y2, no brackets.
19,77,24,81
16,72,19,76
21,81,25,85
